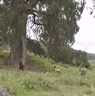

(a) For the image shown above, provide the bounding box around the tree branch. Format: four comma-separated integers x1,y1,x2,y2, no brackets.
26,9,47,15
32,13,44,25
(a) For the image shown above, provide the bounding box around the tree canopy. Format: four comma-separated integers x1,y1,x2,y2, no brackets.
0,0,85,43
0,0,87,66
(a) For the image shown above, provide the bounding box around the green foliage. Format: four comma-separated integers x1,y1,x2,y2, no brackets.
0,4,12,45
47,44,90,68
40,0,85,50
27,52,56,72
27,38,47,57
0,0,85,49
0,49,8,60
73,50,90,68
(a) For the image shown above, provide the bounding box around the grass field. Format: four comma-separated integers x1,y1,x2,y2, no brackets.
0,51,95,96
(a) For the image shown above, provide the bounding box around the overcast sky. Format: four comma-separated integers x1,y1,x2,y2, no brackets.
72,0,95,53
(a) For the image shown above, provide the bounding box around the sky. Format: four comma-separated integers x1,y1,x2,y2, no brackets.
72,0,95,53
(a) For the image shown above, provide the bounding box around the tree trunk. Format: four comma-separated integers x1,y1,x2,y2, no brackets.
7,14,27,66
5,36,26,66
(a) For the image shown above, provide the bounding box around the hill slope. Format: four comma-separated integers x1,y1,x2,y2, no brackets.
0,51,95,96
0,65,95,96
87,53,95,60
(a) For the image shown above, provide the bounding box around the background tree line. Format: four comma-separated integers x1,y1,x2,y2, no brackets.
27,38,90,68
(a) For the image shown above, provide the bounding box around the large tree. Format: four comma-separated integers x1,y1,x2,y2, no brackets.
0,0,85,66
39,0,85,58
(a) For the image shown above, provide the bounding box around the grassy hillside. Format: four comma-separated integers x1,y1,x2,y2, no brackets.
0,51,95,96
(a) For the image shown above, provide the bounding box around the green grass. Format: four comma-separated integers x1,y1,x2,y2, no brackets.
0,66,95,96
0,51,95,96
27,52,63,72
